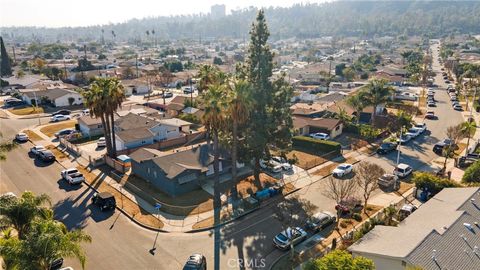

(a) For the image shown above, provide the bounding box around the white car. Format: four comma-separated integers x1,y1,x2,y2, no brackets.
306,211,336,231
397,134,412,144
453,104,463,111
405,128,421,138
413,123,427,133
259,159,282,173
51,115,71,122
15,132,29,142
273,227,308,250
61,168,85,185
332,163,353,177
97,137,106,147
271,156,293,171
30,145,46,155
394,163,413,178
310,132,330,140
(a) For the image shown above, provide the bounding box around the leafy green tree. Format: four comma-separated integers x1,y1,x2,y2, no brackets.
361,78,393,127
343,67,356,81
413,172,460,195
0,132,16,161
335,63,346,77
197,64,220,94
462,160,480,183
0,191,51,239
303,250,374,270
1,37,12,76
346,91,367,124
213,56,223,65
244,10,294,183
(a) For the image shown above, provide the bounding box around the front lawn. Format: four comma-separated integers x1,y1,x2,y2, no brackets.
8,106,44,115
39,120,76,137
23,130,44,142
286,149,328,170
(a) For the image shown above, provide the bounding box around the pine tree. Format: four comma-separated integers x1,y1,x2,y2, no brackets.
244,10,293,183
0,37,12,77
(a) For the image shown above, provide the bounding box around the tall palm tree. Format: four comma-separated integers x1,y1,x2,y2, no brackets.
226,79,253,192
13,219,91,270
345,91,367,124
461,121,477,155
197,64,220,94
0,191,51,239
362,78,393,127
201,83,227,270
83,78,125,157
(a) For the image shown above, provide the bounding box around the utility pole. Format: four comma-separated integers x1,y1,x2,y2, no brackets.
396,128,403,165
135,55,139,79
63,58,68,81
33,91,41,126
189,75,193,105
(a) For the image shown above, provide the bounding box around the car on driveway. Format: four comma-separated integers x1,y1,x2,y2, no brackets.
97,137,106,147
61,168,85,185
453,104,463,111
271,156,293,171
51,115,71,122
332,163,353,177
406,128,421,138
183,253,206,270
433,138,455,154
273,227,308,250
393,163,413,178
397,134,412,144
30,145,46,155
52,109,71,116
335,197,362,216
425,111,435,119
162,91,173,98
15,132,29,142
376,142,397,154
91,192,116,211
259,159,282,173
310,132,330,140
54,129,76,138
38,150,56,162
306,211,336,232
413,123,427,133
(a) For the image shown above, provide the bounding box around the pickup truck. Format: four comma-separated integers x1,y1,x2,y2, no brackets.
61,168,85,185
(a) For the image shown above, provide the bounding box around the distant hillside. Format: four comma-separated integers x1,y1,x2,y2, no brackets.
1,1,480,43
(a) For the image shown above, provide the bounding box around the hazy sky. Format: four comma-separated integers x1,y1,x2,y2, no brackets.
0,0,320,28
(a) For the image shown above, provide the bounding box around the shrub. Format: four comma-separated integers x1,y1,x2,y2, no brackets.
339,221,348,228
413,172,461,195
462,160,480,183
292,136,341,154
352,213,362,222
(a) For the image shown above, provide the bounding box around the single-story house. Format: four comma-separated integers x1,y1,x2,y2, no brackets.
290,103,331,118
376,65,408,78
293,116,343,138
130,145,229,196
349,187,480,270
121,78,150,95
116,128,155,150
78,115,104,137
182,107,204,119
20,88,83,107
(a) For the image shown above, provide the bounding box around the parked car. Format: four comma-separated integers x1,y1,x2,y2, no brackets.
91,192,116,211
306,211,336,232
97,137,106,147
271,156,293,171
183,87,194,94
398,204,418,220
393,163,413,178
183,254,206,270
162,91,173,98
332,163,353,177
51,115,71,122
427,101,436,107
61,168,85,185
425,111,435,119
38,150,56,162
433,138,455,154
259,159,283,173
335,197,362,216
453,104,463,111
452,101,460,107
52,110,71,116
397,134,412,144
450,95,457,101
310,132,330,140
413,123,427,133
406,128,421,138
49,258,64,270
30,145,46,155
378,174,399,189
54,129,76,138
376,142,397,154
15,132,29,142
273,227,308,250
81,109,89,116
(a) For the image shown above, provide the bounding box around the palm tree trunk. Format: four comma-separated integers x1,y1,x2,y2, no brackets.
110,113,117,158
371,104,377,127
212,130,221,270
104,114,114,157
100,115,112,156
231,118,238,199
253,156,261,187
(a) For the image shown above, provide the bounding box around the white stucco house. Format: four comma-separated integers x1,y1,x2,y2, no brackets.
20,88,83,107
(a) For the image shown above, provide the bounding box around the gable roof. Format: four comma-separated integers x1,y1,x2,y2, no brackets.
293,116,341,131
21,88,80,100
116,128,154,143
115,113,159,130
349,187,480,269
158,118,192,127
131,145,214,179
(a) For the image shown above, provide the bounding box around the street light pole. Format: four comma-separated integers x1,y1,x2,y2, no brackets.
396,128,402,165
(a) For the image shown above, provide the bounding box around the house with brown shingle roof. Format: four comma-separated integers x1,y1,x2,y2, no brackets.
293,116,343,138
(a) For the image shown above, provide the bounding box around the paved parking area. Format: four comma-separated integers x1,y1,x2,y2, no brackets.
77,141,105,159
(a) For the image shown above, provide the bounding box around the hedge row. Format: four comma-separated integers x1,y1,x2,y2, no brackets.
292,136,341,154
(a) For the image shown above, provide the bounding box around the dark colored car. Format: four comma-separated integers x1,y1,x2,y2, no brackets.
52,109,71,116
377,142,397,154
433,139,455,155
92,192,116,211
183,254,207,270
38,150,56,162
54,129,76,138
162,92,173,98
49,258,63,270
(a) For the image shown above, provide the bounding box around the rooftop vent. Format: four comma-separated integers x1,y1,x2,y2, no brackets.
432,250,437,261
464,223,474,232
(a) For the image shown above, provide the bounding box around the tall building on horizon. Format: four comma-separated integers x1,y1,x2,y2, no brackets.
210,4,226,19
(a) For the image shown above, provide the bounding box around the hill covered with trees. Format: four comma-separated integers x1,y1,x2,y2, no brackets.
1,1,480,43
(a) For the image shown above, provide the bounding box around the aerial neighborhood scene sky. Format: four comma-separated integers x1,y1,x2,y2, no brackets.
1,1,480,270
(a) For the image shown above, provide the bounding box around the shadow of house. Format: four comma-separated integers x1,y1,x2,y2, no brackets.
129,145,231,197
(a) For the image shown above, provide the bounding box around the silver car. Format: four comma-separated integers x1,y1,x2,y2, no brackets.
273,227,308,250
306,211,336,231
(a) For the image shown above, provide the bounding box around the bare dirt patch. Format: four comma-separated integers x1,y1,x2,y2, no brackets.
46,145,69,161
24,130,43,142
8,106,44,115
40,120,76,137
286,150,328,170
